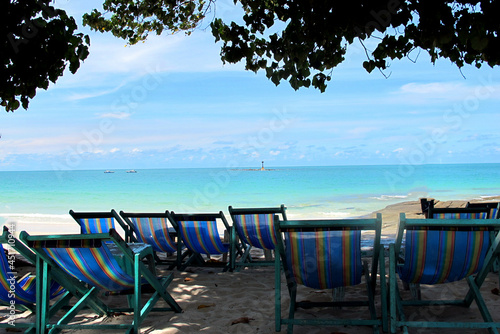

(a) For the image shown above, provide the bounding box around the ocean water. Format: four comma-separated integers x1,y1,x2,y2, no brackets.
1,164,499,234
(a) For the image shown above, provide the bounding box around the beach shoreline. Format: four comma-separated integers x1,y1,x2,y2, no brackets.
2,196,499,239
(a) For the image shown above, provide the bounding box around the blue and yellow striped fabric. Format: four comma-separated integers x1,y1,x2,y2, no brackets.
233,213,277,250
0,244,64,305
129,217,176,253
399,229,490,284
78,217,115,234
432,212,488,219
490,207,499,219
284,230,362,289
178,220,228,255
42,244,135,292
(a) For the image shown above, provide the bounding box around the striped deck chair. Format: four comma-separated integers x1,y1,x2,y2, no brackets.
69,209,137,243
167,211,231,272
19,228,182,333
0,227,72,332
389,213,500,333
274,213,386,334
428,210,489,219
120,211,188,269
228,205,287,272
466,202,500,219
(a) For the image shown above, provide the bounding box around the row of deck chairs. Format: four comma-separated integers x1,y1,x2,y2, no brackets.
68,206,289,272
2,201,500,333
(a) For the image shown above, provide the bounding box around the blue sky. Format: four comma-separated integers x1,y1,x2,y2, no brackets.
1,0,499,171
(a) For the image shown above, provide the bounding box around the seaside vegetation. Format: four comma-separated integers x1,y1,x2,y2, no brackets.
2,0,499,112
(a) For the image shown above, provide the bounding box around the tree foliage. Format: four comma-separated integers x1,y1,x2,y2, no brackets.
3,1,499,112
1,0,90,112
83,0,500,93
83,0,208,45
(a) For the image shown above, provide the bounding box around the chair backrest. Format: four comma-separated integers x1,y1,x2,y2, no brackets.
425,202,489,220
466,202,500,219
275,214,382,290
0,243,37,305
0,228,64,305
120,211,177,253
167,212,229,255
228,205,287,250
395,213,497,285
69,209,136,242
22,230,135,292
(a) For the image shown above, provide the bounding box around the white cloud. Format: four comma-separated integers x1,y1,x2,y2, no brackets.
400,82,463,95
110,148,120,153
270,150,280,156
393,148,404,153
99,112,131,120
395,80,500,104
347,127,377,138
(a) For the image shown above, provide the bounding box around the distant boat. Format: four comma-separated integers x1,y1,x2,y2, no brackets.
104,170,114,173
126,170,137,173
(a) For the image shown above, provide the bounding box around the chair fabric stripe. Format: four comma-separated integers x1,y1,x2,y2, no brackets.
131,217,176,253
43,245,134,291
79,217,115,234
284,230,361,289
179,220,228,255
0,244,64,305
432,212,487,219
234,213,277,250
400,229,490,284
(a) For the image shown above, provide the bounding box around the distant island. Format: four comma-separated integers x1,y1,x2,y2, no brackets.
231,168,276,171
231,161,276,171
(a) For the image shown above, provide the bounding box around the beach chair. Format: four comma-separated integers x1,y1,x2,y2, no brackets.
389,213,500,333
228,204,287,272
0,227,71,332
274,213,386,334
167,211,232,271
69,209,137,243
427,206,490,219
467,202,500,219
407,207,491,299
19,228,182,333
120,211,188,269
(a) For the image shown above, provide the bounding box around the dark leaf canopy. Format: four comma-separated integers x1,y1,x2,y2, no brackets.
1,0,90,111
83,0,500,92
3,0,499,112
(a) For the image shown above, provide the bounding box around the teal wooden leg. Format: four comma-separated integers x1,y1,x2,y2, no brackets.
379,248,388,333
275,255,282,332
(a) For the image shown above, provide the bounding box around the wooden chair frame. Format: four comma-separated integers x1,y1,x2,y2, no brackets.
120,211,189,269
389,213,500,333
69,209,137,243
228,204,287,272
19,229,181,333
274,213,386,334
167,211,232,271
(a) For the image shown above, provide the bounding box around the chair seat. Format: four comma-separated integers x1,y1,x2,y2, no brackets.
389,213,500,333
229,205,287,271
274,214,385,334
20,228,182,333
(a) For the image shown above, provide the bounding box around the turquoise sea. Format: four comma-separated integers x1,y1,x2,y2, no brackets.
1,164,499,233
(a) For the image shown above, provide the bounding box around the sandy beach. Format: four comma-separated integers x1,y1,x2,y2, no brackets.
2,198,500,333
